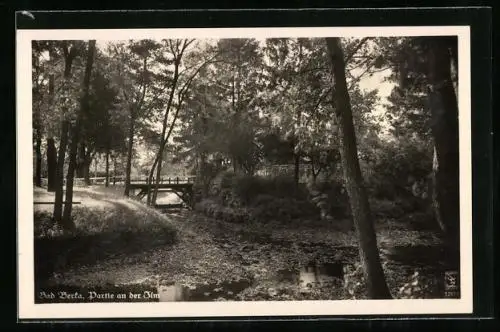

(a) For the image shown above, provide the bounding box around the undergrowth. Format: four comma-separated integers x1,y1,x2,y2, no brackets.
34,202,177,281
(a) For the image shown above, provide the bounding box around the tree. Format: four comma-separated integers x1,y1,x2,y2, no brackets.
53,41,80,225
147,39,193,206
32,42,45,187
213,38,266,175
62,40,96,230
77,56,124,186
32,41,59,192
383,36,460,259
109,40,161,197
425,37,460,255
325,37,392,299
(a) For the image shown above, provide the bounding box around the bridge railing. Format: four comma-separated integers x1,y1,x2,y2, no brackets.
129,176,196,185
39,176,197,187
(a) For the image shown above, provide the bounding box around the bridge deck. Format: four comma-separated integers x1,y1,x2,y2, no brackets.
128,182,194,190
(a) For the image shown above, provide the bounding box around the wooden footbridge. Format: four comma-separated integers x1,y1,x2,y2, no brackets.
128,177,196,208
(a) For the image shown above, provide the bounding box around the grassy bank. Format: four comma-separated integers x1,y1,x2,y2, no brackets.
34,186,177,285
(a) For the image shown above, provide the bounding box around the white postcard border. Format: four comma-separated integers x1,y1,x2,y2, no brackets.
17,26,472,319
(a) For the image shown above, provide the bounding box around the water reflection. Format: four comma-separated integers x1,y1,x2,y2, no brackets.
157,279,252,302
278,261,346,290
155,192,182,205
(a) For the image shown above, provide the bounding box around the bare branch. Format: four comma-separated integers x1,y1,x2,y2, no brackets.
344,37,371,64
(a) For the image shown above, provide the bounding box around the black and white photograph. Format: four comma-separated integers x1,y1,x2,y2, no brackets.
17,26,473,319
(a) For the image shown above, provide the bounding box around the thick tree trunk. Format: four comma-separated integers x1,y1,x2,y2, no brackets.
53,41,78,224
105,147,110,187
124,110,135,197
62,123,78,230
34,129,42,187
47,137,57,192
427,37,460,260
53,120,69,224
326,37,391,299
62,40,96,230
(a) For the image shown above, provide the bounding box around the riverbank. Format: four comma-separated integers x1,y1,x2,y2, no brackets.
33,186,449,302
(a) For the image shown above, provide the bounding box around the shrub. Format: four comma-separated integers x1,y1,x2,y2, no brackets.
195,199,249,224
230,174,306,206
196,196,318,225
308,180,350,218
361,140,432,201
248,195,318,223
230,175,257,205
371,198,405,218
271,175,302,198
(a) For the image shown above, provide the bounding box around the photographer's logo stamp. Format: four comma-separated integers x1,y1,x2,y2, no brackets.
444,271,460,298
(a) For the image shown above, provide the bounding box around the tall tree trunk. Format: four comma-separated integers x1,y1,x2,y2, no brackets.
34,128,42,187
47,137,57,192
62,40,96,229
326,37,391,299
146,156,158,206
124,110,135,197
294,152,300,186
152,106,182,205
52,41,78,225
45,72,56,191
125,53,150,197
427,37,460,261
61,123,78,230
105,147,110,187
76,143,86,178
151,55,181,205
152,152,164,205
53,121,69,224
113,156,117,185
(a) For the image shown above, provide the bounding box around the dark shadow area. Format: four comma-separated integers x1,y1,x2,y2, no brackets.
387,244,454,269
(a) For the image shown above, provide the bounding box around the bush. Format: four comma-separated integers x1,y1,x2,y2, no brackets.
195,195,318,225
359,136,433,201
371,198,405,218
231,175,265,205
230,174,306,206
249,197,314,223
308,180,350,218
194,199,249,224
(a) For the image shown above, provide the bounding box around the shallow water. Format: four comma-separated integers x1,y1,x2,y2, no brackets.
277,261,346,289
157,279,253,301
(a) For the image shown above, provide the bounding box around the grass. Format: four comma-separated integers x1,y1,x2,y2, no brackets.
34,187,177,283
